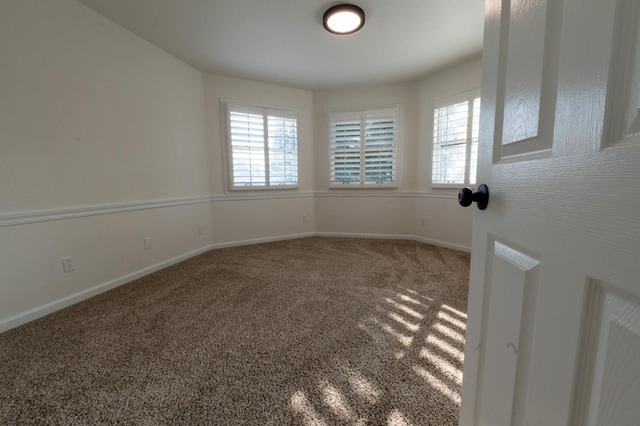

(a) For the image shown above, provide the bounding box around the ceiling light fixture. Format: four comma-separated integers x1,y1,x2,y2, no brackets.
323,4,365,35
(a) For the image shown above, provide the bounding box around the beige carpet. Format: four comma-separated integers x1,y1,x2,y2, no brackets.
0,237,470,425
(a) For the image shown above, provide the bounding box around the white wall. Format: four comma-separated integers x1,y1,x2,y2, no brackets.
416,57,484,192
0,0,213,330
1,1,210,210
312,82,417,239
313,82,420,191
203,74,314,195
0,0,481,331
202,74,315,245
413,57,483,248
312,59,481,249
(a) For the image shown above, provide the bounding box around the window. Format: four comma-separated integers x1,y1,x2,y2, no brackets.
225,103,298,190
432,90,480,187
328,108,398,187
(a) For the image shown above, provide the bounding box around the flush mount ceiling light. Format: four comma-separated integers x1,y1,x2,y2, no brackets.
323,4,365,35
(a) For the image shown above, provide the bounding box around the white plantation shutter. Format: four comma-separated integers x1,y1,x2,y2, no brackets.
432,90,480,187
267,111,298,187
364,110,397,185
229,107,266,187
329,108,398,187
226,103,298,190
329,112,362,185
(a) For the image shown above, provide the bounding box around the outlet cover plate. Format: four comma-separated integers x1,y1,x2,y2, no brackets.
62,256,74,273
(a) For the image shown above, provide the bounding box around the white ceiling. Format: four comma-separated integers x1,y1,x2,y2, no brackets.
77,0,484,90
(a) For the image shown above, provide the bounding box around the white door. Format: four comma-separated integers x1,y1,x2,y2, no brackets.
459,0,640,424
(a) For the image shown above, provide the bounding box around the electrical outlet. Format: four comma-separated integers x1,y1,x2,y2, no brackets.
144,237,152,250
198,224,204,235
303,215,307,223
421,217,426,226
62,256,74,273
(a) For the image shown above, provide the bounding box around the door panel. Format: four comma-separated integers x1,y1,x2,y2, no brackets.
574,283,640,425
502,0,547,146
460,0,640,424
607,0,640,144
497,0,564,161
477,240,540,426
595,297,640,425
554,0,617,156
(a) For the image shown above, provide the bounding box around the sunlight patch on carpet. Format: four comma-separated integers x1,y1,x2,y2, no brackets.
400,287,435,302
387,311,421,333
419,348,464,385
290,390,328,426
425,334,464,362
319,380,358,422
433,322,465,342
412,365,462,404
387,408,415,426
371,317,414,347
384,298,425,320
442,303,468,318
346,369,381,405
396,293,423,306
437,311,466,330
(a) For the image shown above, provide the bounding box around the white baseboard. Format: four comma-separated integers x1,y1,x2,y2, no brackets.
315,232,412,240
209,232,316,250
0,233,316,333
413,236,471,253
315,232,471,253
0,231,466,333
0,244,216,333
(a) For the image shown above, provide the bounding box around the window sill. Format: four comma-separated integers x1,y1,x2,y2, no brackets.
328,183,398,189
229,185,300,192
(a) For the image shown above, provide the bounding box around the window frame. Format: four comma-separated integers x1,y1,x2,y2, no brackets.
431,89,481,189
327,107,399,189
224,101,299,191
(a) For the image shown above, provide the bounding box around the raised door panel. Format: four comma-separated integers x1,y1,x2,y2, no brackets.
553,0,617,155
606,0,640,145
497,0,563,161
476,240,540,426
502,0,547,146
573,283,640,425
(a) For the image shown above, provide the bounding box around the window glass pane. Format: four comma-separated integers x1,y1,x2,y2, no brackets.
432,101,468,185
432,92,480,186
469,97,481,185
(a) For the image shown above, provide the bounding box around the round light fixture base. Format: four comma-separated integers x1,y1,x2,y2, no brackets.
323,4,365,35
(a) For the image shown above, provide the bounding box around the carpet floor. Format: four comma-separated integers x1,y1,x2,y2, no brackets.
0,237,470,425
